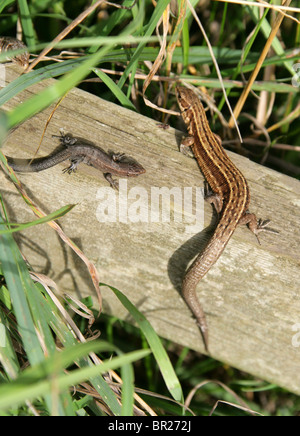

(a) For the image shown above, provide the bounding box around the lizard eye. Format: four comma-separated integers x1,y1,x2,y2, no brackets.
64,135,72,144
62,134,77,145
176,89,182,99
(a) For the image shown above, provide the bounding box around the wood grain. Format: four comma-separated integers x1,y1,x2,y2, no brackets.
1,64,300,394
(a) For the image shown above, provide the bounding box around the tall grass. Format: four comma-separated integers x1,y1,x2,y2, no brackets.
0,0,299,416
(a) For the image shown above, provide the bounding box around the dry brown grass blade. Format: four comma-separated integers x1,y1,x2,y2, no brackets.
25,0,106,73
217,0,300,22
25,0,138,73
185,379,259,416
142,4,178,116
28,94,68,164
133,386,196,416
3,168,156,416
142,4,169,106
187,0,243,142
228,0,293,128
45,219,103,314
108,373,158,416
165,0,187,70
63,292,95,321
1,167,103,313
31,273,155,416
106,0,138,10
209,399,263,416
267,102,300,133
142,1,189,117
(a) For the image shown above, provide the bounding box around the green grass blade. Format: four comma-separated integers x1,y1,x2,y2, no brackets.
0,306,20,379
101,283,183,402
0,204,75,234
87,0,138,51
0,0,15,14
120,360,135,416
93,68,136,110
0,111,8,145
0,58,83,106
246,2,295,75
7,4,145,129
7,49,112,128
2,45,292,109
18,0,36,48
36,288,123,416
0,344,150,411
118,0,170,88
23,283,75,415
0,211,67,413
0,212,44,366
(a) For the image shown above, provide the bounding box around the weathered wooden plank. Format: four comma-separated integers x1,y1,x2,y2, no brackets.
1,64,300,394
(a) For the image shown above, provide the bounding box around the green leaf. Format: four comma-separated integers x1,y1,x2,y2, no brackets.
18,0,36,48
0,203,75,234
101,283,183,402
7,4,146,128
0,212,45,366
0,343,150,411
93,68,136,110
0,111,8,146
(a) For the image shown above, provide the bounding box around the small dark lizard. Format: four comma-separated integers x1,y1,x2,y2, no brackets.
6,132,145,189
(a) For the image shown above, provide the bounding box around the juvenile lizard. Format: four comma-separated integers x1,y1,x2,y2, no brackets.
176,86,274,352
6,132,145,189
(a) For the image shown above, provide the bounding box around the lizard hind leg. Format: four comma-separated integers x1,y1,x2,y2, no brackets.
240,211,278,244
204,181,223,214
179,135,195,157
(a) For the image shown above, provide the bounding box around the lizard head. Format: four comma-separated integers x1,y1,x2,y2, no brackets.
176,85,203,110
126,160,146,177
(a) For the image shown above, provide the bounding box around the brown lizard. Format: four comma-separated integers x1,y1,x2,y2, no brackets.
176,86,274,352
